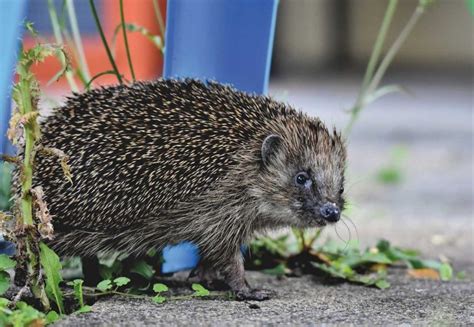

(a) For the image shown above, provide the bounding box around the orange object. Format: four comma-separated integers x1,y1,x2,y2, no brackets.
22,0,166,91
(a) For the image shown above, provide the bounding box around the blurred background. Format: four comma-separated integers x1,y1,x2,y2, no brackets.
1,0,473,266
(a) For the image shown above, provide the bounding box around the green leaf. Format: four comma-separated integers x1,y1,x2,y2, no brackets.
68,279,85,308
0,271,11,295
39,242,65,314
439,263,453,281
0,297,9,306
192,283,210,297
262,263,289,276
364,84,408,106
77,305,92,314
11,301,45,326
375,279,390,289
25,21,39,37
376,239,391,252
96,280,113,292
130,260,155,280
311,262,347,279
45,310,60,324
377,167,402,184
98,252,122,268
99,260,123,280
456,271,466,280
0,255,15,270
359,252,393,265
408,259,442,270
152,295,166,304
113,277,131,287
153,283,169,293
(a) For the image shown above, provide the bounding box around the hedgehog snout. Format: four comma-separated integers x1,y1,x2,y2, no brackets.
319,203,340,223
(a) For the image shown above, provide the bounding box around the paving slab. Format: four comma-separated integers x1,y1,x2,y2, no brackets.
55,267,473,326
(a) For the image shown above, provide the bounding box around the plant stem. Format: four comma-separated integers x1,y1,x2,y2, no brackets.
89,0,123,84
65,0,91,83
359,0,398,99
120,0,136,82
308,228,323,249
345,0,431,136
85,70,118,90
16,60,51,310
345,0,398,136
152,0,166,44
47,0,79,92
18,76,34,225
364,4,426,98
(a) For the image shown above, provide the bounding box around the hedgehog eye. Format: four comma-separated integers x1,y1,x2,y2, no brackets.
295,172,311,187
339,186,344,194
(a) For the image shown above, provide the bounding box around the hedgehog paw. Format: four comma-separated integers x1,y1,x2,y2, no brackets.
235,288,273,301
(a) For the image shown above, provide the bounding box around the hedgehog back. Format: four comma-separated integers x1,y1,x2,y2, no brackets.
34,80,296,232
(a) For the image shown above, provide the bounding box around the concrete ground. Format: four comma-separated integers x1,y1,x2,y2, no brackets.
55,71,473,326
56,271,473,326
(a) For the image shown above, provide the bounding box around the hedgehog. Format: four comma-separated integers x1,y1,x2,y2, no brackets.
31,79,346,300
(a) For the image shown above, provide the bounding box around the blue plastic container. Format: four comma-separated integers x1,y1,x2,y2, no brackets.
0,0,26,156
162,0,279,273
164,0,278,94
0,0,26,255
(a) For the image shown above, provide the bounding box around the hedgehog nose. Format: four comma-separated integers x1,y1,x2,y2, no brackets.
320,203,340,223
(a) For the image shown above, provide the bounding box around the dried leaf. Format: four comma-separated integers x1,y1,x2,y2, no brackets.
38,147,73,184
7,112,24,145
31,186,54,240
370,263,387,272
407,268,440,280
19,112,39,126
310,250,332,265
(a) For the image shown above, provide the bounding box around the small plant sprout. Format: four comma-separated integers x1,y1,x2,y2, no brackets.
66,279,92,313
192,283,210,297
247,237,454,289
152,283,168,304
96,280,113,292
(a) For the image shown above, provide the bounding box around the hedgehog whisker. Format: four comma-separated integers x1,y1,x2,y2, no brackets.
340,218,352,252
333,223,349,251
342,214,359,245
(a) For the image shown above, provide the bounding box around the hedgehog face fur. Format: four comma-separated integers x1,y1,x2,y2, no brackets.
251,118,346,229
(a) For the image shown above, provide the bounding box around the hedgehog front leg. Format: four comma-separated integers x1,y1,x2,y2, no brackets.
222,249,272,301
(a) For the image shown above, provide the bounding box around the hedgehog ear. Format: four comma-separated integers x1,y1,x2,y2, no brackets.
261,134,282,166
